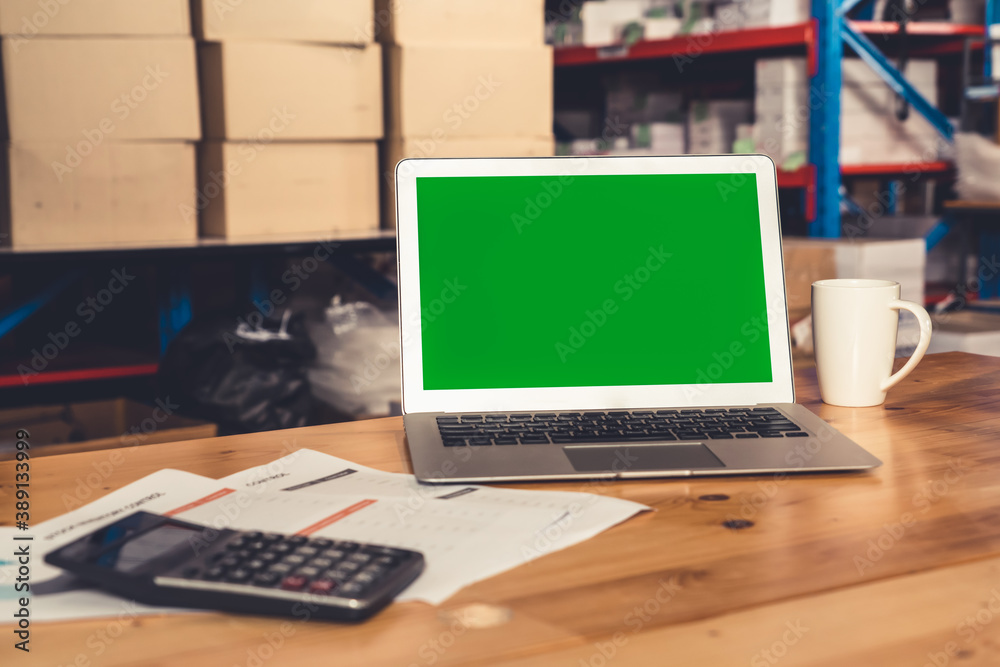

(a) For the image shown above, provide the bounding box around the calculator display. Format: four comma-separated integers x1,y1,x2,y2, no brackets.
98,524,200,572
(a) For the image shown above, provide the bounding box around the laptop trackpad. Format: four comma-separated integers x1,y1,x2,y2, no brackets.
563,444,725,472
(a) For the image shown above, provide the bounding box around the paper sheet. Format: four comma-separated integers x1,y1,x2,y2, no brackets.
217,450,651,603
3,449,649,622
1,469,233,622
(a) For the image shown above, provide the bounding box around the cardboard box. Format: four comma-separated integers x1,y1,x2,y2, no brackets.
193,0,372,44
0,398,217,459
579,0,645,46
1,141,197,249
687,100,751,155
927,310,1000,357
1,37,200,141
756,57,808,85
743,0,810,28
381,135,554,229
606,88,684,125
200,42,382,141
842,58,936,87
782,237,926,315
375,0,544,47
199,141,379,238
0,0,190,37
385,45,552,138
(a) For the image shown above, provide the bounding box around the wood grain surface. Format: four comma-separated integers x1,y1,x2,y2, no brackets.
2,352,999,667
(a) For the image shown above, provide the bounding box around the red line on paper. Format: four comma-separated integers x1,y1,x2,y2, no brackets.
164,489,236,516
296,499,377,536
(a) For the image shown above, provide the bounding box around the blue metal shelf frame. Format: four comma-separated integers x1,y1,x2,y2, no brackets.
809,0,961,237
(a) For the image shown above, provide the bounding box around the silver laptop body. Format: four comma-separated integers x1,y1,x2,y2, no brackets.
394,155,882,483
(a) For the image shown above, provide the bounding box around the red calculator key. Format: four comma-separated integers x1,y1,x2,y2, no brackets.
308,579,337,595
280,575,307,591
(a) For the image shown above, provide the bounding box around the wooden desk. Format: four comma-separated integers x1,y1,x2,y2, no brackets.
4,352,1000,666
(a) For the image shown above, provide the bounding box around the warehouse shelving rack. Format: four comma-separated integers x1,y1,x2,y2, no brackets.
0,234,397,394
552,1,996,238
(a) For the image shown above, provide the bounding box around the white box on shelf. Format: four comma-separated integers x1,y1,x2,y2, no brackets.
927,311,1000,358
756,57,808,85
842,58,937,87
743,0,810,28
580,0,645,46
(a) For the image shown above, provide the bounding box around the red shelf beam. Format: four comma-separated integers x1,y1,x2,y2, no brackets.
554,22,817,67
776,166,813,188
848,21,984,37
554,21,984,68
841,160,953,176
0,363,159,388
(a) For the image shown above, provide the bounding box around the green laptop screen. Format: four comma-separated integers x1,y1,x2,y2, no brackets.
415,172,772,390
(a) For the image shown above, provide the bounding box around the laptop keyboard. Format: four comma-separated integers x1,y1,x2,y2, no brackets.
435,407,809,447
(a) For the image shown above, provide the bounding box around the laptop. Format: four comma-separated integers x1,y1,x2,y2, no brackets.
394,154,882,483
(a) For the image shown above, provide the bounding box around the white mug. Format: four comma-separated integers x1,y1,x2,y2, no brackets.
811,279,933,407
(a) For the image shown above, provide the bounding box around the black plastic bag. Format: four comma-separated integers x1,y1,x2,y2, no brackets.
159,311,317,435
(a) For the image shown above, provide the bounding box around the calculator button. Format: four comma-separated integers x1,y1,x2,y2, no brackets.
235,549,255,560
261,533,282,543
339,582,366,597
374,556,398,567
326,567,353,581
286,536,308,546
247,541,267,551
371,546,404,556
308,579,337,595
347,553,372,565
338,561,361,572
252,572,280,587
258,552,279,563
268,563,293,575
219,556,241,568
363,565,388,580
335,541,359,551
226,537,246,550
310,557,333,569
280,575,307,591
204,566,225,580
321,549,345,560
282,554,307,565
294,546,319,557
310,539,333,549
352,571,377,586
296,566,320,578
246,559,266,571
225,568,251,583
272,543,293,554
245,532,263,540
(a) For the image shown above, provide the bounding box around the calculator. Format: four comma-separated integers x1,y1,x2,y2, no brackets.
44,511,425,622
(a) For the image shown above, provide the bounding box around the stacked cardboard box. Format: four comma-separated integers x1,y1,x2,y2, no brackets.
783,236,926,354
687,100,752,154
193,0,381,238
841,59,941,166
742,0,810,28
0,0,200,248
927,310,1000,358
782,237,926,315
754,58,809,168
755,57,942,167
379,0,554,230
607,80,685,152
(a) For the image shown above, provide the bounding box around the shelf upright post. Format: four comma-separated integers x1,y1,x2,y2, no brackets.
809,0,845,237
987,0,998,80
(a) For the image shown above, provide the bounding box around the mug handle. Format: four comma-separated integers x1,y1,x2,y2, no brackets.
880,300,933,393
